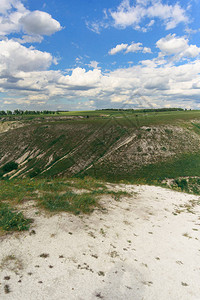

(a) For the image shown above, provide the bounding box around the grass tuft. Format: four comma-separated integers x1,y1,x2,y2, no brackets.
0,202,32,231
39,191,97,214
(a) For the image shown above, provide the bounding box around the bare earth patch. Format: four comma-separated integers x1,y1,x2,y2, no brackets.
0,185,200,299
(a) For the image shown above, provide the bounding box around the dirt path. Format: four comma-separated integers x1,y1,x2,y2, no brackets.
0,185,200,300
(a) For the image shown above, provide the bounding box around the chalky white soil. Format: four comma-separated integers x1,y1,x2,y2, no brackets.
0,184,200,300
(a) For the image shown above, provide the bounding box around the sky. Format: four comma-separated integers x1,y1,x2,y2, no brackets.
0,0,200,111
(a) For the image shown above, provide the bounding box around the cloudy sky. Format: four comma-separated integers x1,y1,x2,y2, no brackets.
0,0,200,111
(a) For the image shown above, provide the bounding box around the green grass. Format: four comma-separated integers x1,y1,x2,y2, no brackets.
40,110,200,128
0,177,131,230
39,191,97,214
64,177,106,190
0,202,32,231
84,152,200,184
2,109,200,126
131,152,200,182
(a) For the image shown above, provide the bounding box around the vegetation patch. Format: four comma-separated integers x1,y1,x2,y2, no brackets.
85,152,200,183
0,202,32,231
39,191,97,214
164,177,200,196
2,161,18,173
0,161,18,178
0,177,130,229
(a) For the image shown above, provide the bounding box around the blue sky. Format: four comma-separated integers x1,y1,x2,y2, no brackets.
0,0,200,111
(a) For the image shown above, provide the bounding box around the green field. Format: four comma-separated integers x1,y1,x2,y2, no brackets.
2,109,200,126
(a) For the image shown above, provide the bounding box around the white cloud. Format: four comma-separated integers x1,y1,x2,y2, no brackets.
144,77,169,90
109,43,128,55
88,61,100,69
20,11,62,36
110,0,188,30
1,59,200,108
143,47,152,53
1,35,200,109
147,2,187,30
126,42,143,53
85,21,101,34
184,45,200,58
58,68,102,89
156,34,200,60
0,1,28,36
110,0,145,28
85,19,109,34
0,0,14,14
0,0,62,39
109,42,151,55
157,34,188,55
0,39,53,72
13,35,43,44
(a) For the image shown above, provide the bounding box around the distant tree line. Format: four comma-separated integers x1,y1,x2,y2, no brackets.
97,108,185,112
0,110,60,116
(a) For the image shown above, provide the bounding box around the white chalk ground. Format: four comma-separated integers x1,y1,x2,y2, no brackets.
0,184,200,300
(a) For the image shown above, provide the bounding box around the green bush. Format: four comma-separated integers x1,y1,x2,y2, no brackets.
175,179,188,191
2,161,18,173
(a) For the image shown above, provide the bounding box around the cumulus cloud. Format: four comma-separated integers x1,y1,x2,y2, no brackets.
20,11,62,36
0,0,62,39
2,53,200,109
0,39,53,72
1,33,200,109
109,43,128,55
110,0,188,30
0,0,28,36
109,42,151,55
126,42,143,53
0,0,17,14
57,68,102,90
156,34,200,60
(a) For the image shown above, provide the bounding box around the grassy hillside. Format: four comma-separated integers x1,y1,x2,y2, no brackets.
1,109,200,183
1,109,200,233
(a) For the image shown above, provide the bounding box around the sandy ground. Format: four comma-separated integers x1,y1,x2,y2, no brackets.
0,184,200,300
